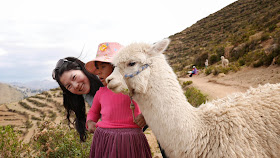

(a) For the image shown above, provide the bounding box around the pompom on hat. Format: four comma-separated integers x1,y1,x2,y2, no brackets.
85,42,123,74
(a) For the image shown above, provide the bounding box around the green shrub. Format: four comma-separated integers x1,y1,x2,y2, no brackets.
42,92,52,98
252,49,279,67
213,67,220,76
30,121,92,158
268,24,276,32
27,98,47,107
215,46,225,57
19,101,37,112
205,67,213,75
219,66,230,74
25,120,33,129
184,87,207,107
194,52,208,67
31,95,45,100
48,110,57,121
238,58,245,66
261,32,270,41
182,81,193,87
253,60,264,67
31,116,41,121
0,126,29,158
276,57,280,65
243,51,255,66
209,54,219,64
230,65,240,72
50,87,60,91
263,53,275,66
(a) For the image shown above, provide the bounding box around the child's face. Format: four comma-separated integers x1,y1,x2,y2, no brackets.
95,61,114,86
60,70,90,95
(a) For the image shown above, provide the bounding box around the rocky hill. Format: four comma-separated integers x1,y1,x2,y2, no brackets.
0,83,24,105
0,88,64,142
165,0,280,75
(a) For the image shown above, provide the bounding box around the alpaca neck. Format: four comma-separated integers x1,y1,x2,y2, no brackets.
133,56,202,150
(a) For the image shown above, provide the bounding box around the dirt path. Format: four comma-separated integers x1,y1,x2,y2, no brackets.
179,75,248,100
179,66,280,100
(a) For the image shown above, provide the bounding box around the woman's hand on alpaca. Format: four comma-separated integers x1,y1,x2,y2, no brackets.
134,113,147,128
87,120,96,133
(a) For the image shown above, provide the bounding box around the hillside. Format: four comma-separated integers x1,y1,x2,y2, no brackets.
0,82,24,105
165,0,280,75
0,88,65,142
0,88,163,157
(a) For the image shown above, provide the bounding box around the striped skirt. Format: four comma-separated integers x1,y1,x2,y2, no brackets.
90,127,152,158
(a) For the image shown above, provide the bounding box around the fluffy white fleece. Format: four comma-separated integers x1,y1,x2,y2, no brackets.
106,39,280,158
221,56,229,67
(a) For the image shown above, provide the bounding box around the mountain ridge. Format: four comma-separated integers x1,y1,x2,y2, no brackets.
0,82,24,105
0,80,59,105
165,0,280,75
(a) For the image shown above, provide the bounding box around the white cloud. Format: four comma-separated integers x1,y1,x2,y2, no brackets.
0,0,237,82
0,48,7,56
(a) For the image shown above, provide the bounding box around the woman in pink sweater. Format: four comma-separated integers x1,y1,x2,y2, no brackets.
85,42,152,158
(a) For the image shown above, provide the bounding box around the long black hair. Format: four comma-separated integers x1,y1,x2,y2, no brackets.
53,57,103,142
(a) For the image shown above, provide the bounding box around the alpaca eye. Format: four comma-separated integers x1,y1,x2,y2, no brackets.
128,62,136,67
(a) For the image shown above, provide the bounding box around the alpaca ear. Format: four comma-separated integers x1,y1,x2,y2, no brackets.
148,38,170,56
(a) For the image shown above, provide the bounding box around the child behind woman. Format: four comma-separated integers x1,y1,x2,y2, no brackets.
85,42,152,158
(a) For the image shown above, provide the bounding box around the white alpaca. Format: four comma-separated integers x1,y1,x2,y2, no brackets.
106,39,280,158
221,56,229,67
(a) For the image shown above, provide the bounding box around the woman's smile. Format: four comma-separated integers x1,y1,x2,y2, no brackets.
60,70,90,95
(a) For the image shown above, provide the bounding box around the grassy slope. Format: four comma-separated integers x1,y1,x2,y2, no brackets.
165,0,280,74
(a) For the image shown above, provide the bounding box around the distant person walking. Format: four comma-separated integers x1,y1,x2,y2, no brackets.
205,59,208,68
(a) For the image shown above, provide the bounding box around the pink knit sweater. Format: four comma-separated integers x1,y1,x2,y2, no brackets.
86,87,141,128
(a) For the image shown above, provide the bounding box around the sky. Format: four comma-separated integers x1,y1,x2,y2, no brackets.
0,0,237,83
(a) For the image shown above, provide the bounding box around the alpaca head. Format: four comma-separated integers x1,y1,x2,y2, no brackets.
106,66,130,95
106,39,170,94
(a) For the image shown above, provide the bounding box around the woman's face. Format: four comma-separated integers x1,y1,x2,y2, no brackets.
94,61,114,86
60,70,90,95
